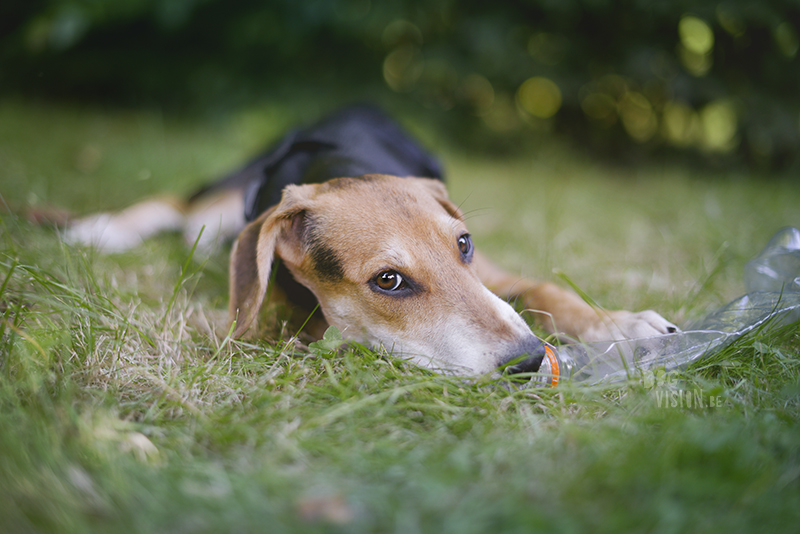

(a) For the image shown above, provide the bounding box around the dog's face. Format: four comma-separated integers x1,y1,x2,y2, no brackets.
229,174,545,375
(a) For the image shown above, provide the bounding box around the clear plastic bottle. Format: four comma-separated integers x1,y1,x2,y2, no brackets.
743,226,800,293
532,227,800,387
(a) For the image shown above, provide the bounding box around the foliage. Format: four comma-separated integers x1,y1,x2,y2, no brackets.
2,0,800,167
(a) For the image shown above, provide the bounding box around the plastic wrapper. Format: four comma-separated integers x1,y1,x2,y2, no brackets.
537,227,800,386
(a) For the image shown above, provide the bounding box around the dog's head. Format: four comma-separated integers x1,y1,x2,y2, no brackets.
228,174,545,375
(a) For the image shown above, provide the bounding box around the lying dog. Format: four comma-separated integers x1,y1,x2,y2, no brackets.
65,106,677,375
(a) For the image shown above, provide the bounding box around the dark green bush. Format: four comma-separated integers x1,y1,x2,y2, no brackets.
2,0,799,167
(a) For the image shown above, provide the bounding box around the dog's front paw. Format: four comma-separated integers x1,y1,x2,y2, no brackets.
580,310,679,342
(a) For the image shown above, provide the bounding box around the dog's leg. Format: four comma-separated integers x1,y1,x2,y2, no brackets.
63,187,246,253
473,251,678,341
63,196,186,253
182,187,246,252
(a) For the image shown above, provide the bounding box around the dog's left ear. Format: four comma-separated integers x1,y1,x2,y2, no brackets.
228,184,315,338
408,177,465,221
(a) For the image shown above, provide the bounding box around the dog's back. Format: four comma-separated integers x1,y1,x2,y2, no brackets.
194,105,444,221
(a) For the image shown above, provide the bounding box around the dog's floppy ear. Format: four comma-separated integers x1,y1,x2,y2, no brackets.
228,184,315,337
407,177,465,221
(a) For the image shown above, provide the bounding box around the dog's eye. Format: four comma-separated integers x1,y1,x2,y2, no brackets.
457,234,473,258
375,270,405,291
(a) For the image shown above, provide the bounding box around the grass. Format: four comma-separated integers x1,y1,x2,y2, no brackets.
2,99,800,533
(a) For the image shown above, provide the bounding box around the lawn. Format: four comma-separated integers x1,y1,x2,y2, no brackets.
1,99,800,533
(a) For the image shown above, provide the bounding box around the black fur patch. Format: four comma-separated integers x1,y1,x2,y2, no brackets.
302,212,344,282
309,239,344,282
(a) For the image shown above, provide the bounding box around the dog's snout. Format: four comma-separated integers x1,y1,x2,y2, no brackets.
502,337,548,375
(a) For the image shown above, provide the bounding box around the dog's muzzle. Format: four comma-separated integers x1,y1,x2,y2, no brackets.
501,337,549,375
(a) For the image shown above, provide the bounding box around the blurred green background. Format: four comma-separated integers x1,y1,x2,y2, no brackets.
2,0,799,168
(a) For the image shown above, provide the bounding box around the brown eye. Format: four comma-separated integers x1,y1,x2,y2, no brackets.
458,234,473,258
375,270,404,291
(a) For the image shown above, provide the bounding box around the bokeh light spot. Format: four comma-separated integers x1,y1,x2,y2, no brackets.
383,45,423,92
482,92,522,132
678,15,714,76
517,77,562,119
679,16,714,55
382,20,423,48
662,101,701,147
700,100,738,152
716,6,746,38
619,92,657,142
678,47,712,76
459,73,495,111
775,22,799,58
581,92,617,122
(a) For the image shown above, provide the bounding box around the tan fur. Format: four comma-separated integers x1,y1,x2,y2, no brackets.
227,175,677,374
64,173,677,375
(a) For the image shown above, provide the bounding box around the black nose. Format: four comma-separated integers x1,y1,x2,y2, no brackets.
501,337,548,375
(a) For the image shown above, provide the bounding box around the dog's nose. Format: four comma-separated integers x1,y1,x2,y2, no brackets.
502,337,548,375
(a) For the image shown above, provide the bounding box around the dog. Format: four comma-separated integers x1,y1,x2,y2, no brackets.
64,106,678,375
